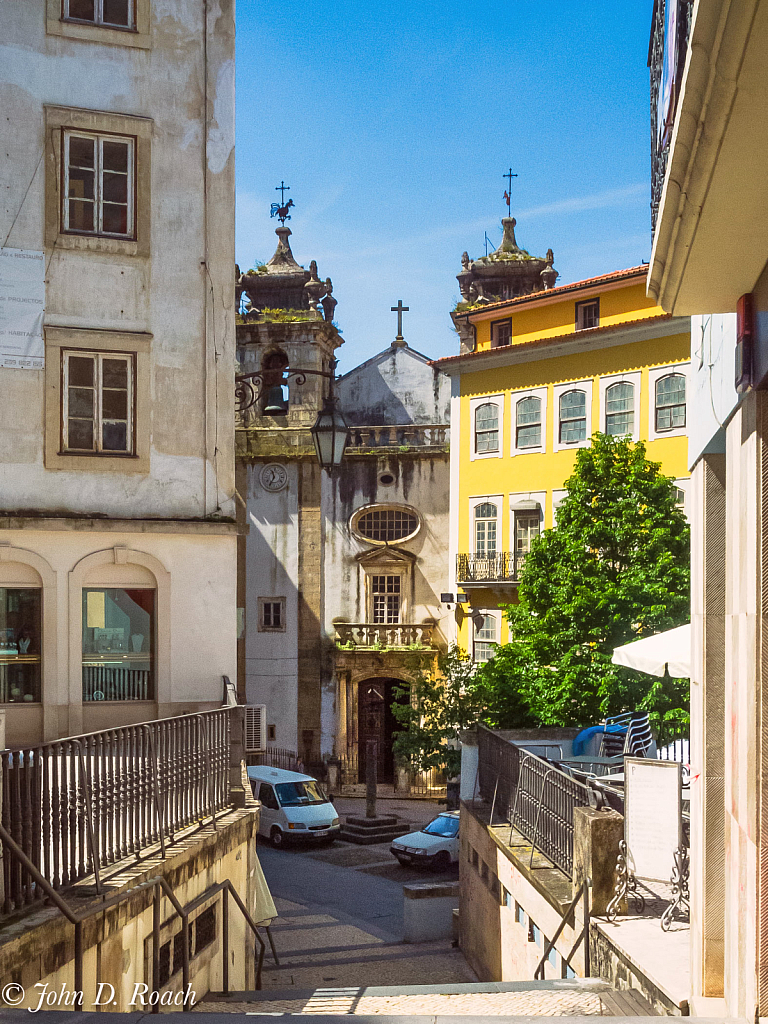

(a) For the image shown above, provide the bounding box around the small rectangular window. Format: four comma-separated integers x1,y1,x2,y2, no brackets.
492,320,512,348
515,901,526,926
575,299,599,331
63,351,134,454
64,0,134,28
258,598,286,632
63,130,135,238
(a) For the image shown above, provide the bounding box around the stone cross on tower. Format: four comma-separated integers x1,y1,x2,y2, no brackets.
391,299,409,347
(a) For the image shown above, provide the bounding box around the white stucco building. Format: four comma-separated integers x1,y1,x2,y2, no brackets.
236,231,452,777
0,2,237,744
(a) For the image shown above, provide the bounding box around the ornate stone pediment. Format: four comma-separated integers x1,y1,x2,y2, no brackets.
355,546,416,567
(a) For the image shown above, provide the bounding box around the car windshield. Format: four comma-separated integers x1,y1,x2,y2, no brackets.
275,781,328,807
422,815,459,837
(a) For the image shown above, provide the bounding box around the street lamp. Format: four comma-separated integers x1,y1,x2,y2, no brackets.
311,396,349,469
235,358,349,469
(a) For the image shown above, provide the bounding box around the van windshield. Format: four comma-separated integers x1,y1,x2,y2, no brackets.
275,781,328,807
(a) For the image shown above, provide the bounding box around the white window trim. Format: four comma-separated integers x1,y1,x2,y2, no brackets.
468,495,503,555
551,489,567,524
472,610,499,664
62,350,134,455
508,492,546,552
469,394,504,461
64,0,135,28
552,379,593,453
63,130,135,239
510,386,548,457
598,370,641,442
648,362,690,441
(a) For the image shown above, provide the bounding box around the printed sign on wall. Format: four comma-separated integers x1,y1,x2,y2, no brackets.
0,248,45,369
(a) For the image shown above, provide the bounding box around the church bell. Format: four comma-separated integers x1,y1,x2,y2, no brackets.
264,384,289,416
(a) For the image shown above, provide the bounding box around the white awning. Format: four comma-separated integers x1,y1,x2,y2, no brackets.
611,624,690,679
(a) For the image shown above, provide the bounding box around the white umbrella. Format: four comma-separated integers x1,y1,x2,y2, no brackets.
611,623,690,679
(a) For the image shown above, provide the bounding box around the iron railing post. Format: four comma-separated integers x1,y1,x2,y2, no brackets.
72,740,101,894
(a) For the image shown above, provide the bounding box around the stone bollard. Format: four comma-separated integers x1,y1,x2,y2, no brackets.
229,705,247,809
572,805,624,916
326,756,339,795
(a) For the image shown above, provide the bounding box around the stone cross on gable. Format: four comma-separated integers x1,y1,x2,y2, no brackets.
391,300,409,344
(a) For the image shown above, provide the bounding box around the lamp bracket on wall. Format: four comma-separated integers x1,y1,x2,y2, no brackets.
235,364,335,414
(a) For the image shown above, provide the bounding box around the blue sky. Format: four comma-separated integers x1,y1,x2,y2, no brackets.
235,1,655,372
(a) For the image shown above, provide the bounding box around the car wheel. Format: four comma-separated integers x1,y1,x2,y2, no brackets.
270,827,284,848
395,855,409,867
430,851,451,873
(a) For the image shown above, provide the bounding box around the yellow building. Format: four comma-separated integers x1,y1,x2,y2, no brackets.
434,259,691,661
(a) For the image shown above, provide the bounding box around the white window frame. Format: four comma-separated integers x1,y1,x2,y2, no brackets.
552,489,567,524
472,611,499,664
510,387,547,457
575,297,600,331
552,379,593,453
63,0,135,28
63,130,135,239
469,395,504,461
62,350,134,455
468,495,502,556
674,477,691,522
598,371,641,442
648,362,690,441
508,492,545,573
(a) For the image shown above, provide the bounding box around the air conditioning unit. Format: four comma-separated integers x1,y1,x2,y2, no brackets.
244,705,267,752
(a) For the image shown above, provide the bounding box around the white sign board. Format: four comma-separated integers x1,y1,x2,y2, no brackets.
0,248,45,369
624,757,681,881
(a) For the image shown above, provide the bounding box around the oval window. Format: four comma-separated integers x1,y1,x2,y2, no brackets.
353,506,420,544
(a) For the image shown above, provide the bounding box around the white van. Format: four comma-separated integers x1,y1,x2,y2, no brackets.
247,765,341,847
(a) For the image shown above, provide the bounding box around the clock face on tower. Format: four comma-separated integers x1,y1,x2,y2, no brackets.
260,463,288,493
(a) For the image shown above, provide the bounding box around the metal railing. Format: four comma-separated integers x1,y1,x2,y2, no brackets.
477,725,591,876
334,622,436,648
396,763,447,797
346,424,449,450
1,708,232,913
456,552,524,584
248,747,300,771
82,665,151,701
0,821,269,1008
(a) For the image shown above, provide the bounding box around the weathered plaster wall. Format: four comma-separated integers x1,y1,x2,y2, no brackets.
337,344,450,426
0,0,235,518
0,521,237,744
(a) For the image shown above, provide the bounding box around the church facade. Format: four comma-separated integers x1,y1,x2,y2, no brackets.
236,224,451,780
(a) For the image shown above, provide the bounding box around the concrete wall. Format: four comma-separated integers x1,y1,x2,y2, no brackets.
0,808,271,1013
458,804,582,983
688,314,739,467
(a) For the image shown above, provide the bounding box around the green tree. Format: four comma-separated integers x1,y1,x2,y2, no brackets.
478,433,690,728
391,646,498,776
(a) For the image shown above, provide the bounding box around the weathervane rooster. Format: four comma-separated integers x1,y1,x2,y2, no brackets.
271,180,294,224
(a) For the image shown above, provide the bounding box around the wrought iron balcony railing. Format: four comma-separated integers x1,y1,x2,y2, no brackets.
334,621,436,649
456,552,524,584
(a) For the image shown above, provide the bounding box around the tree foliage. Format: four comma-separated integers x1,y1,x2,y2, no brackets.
477,433,690,727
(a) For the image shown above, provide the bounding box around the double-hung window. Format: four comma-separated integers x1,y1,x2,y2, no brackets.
63,351,134,454
514,512,540,575
575,299,599,331
558,389,587,443
474,503,498,555
64,0,134,29
473,614,497,663
492,320,512,348
605,381,634,436
63,130,135,238
516,396,542,449
655,374,686,431
371,575,401,624
475,403,499,453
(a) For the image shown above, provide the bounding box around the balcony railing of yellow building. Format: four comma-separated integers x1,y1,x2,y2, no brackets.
334,621,436,649
456,552,525,584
